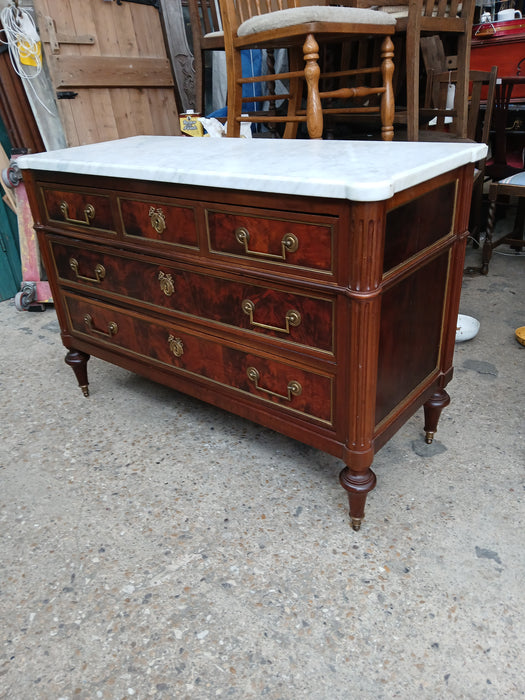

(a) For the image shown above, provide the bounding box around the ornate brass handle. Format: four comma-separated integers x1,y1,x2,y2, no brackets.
158,271,175,297
234,227,299,261
149,206,166,235
168,334,184,357
241,299,301,334
69,257,106,283
60,201,95,226
246,366,302,401
83,313,118,337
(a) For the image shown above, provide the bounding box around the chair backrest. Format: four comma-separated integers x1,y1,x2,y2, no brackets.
425,66,498,143
188,0,224,39
415,0,469,21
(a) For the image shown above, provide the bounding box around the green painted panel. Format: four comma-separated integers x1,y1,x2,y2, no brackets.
0,117,21,300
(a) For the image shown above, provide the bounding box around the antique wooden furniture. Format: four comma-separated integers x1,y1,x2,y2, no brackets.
19,136,485,530
218,0,396,139
483,77,525,182
187,0,225,114
482,171,525,274
347,0,476,141
420,67,498,244
421,68,497,141
397,0,476,140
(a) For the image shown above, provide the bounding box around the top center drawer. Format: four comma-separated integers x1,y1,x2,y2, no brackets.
205,205,336,276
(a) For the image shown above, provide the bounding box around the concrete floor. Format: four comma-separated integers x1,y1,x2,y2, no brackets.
0,233,523,699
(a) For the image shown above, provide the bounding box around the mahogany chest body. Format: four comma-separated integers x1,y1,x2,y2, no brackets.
20,137,484,529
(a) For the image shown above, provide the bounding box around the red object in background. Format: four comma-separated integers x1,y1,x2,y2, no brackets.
471,18,525,100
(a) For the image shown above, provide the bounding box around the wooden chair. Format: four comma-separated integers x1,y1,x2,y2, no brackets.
218,0,396,139
395,0,476,141
420,66,497,141
187,0,225,114
482,173,525,274
346,0,476,141
418,67,498,246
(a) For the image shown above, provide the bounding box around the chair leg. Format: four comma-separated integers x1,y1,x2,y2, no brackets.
511,199,525,250
405,22,421,141
283,47,302,139
226,49,244,138
380,35,395,142
303,33,323,139
481,193,496,275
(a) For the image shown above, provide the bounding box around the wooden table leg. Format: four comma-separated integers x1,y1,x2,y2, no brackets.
339,467,377,531
65,349,91,397
423,388,450,444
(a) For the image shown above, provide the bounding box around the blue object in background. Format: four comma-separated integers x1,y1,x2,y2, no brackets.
208,49,263,119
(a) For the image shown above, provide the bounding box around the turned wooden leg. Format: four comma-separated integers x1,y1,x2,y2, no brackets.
481,194,496,275
339,467,377,531
380,36,395,142
423,389,450,444
65,349,91,397
303,33,323,139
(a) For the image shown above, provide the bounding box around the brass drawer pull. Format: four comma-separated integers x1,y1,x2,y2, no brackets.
60,201,95,226
158,271,175,296
235,227,299,261
242,299,301,334
247,366,302,401
149,206,166,234
83,313,118,338
69,257,106,283
168,334,184,357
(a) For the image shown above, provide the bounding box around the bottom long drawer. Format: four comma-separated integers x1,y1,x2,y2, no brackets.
63,292,334,426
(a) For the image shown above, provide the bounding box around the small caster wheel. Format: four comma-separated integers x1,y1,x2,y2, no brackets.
14,282,37,311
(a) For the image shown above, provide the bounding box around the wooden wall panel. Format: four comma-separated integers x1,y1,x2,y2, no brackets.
34,0,181,147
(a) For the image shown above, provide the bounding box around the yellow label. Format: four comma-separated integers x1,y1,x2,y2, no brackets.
180,114,204,137
18,40,42,67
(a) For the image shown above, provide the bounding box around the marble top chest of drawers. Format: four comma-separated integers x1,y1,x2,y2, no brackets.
19,136,486,530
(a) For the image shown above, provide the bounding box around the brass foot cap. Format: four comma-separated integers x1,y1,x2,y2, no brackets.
80,385,89,397
425,431,434,444
351,517,362,532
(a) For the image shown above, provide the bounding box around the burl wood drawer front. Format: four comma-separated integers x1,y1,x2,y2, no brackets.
40,186,116,235
206,207,334,274
49,239,335,353
118,197,198,249
63,293,334,425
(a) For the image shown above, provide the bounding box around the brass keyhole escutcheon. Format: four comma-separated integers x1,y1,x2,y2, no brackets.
149,206,166,235
168,334,184,357
158,271,175,297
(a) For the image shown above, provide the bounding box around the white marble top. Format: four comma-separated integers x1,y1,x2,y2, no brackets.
18,135,486,202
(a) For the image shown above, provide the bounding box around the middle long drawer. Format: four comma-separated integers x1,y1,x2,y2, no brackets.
48,237,335,355
63,292,334,426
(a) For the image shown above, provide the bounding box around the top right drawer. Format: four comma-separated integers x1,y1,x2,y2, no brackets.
205,204,336,276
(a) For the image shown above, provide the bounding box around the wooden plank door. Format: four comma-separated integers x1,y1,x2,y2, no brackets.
34,0,181,146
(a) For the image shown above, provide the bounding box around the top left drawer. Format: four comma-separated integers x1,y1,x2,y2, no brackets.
40,186,116,236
